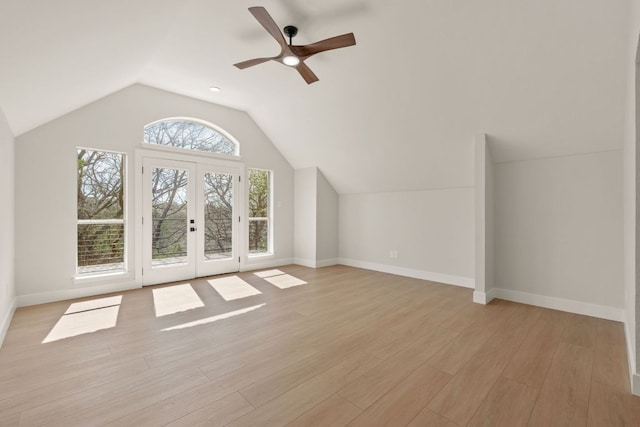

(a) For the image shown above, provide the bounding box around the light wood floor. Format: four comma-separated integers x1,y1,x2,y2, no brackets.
1,265,638,426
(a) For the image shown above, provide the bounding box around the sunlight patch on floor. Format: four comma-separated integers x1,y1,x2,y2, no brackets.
208,276,262,301
253,269,285,278
152,283,204,317
43,305,120,343
162,304,266,331
264,274,307,289
64,295,123,315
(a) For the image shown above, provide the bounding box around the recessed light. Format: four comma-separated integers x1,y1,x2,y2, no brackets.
282,56,300,67
209,86,221,92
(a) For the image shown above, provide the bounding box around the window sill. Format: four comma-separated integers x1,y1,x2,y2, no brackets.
247,253,274,260
74,271,134,287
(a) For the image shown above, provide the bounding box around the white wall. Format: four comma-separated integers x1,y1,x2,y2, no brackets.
339,188,475,287
294,167,317,266
495,151,624,319
316,170,339,265
0,106,16,346
15,84,294,304
294,167,339,268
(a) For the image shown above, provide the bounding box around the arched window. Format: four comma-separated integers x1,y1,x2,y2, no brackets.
144,118,239,156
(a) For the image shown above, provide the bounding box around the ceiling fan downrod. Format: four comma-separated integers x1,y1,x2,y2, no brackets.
283,25,298,46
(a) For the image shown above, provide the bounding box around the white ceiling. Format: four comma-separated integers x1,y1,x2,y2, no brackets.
0,0,630,193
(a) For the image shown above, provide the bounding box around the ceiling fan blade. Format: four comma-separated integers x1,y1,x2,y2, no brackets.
291,33,356,59
234,57,273,69
248,6,287,49
296,62,319,84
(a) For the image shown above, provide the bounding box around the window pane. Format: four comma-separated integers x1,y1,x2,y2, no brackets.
249,169,269,217
151,167,188,267
77,223,124,274
77,150,124,220
204,172,233,260
248,169,271,255
77,149,125,276
144,120,236,155
249,220,269,254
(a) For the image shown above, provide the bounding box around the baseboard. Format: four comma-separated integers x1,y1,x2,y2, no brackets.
316,258,339,268
473,288,497,305
625,320,640,396
492,288,624,322
242,257,294,272
17,281,141,307
293,258,339,268
293,258,316,268
338,258,475,289
0,296,17,349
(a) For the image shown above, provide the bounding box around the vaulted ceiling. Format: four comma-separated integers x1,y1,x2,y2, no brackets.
0,0,629,193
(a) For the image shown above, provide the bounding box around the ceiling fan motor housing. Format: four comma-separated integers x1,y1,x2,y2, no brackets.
283,25,298,40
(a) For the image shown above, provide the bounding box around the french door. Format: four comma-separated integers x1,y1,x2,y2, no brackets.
141,156,243,285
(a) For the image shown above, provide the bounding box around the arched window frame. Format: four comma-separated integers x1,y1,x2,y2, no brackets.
143,117,241,158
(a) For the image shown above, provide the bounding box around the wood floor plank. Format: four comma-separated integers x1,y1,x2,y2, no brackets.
337,327,457,410
467,377,538,427
348,363,451,426
47,367,210,427
528,342,593,426
18,367,208,426
491,303,542,338
427,331,524,426
407,408,459,427
561,313,598,349
0,411,20,426
427,324,495,375
229,351,381,426
0,357,148,418
163,393,255,427
592,319,630,392
238,345,372,408
501,315,565,389
587,380,640,427
286,395,362,427
104,346,318,426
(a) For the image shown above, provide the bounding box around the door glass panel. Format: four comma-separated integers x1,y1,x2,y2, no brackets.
151,167,189,267
203,172,233,261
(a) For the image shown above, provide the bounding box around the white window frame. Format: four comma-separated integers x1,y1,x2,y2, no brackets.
247,168,273,258
143,117,241,157
75,148,129,281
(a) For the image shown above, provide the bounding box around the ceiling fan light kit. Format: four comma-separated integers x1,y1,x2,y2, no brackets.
234,6,356,84
282,55,300,66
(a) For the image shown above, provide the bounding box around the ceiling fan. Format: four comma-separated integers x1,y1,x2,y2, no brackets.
234,6,356,84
